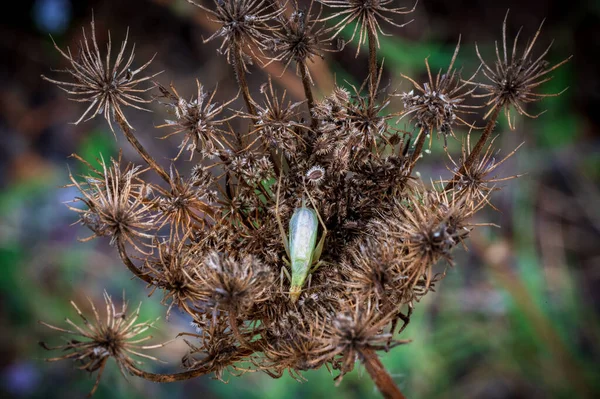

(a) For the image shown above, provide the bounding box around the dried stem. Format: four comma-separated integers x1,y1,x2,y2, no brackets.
299,59,317,129
367,27,378,101
129,346,255,382
407,127,427,175
360,348,407,399
444,106,501,191
115,113,169,183
117,238,154,285
232,42,256,117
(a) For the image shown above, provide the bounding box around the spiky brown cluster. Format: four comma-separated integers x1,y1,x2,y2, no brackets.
41,2,568,397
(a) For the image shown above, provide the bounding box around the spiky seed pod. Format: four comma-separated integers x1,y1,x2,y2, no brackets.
192,251,274,316
240,77,307,158
186,0,283,65
42,18,159,133
314,298,410,378
268,1,334,84
157,81,236,160
68,155,155,254
445,133,523,210
400,39,478,147
318,0,416,57
470,12,571,129
305,165,326,185
153,167,215,235
39,292,165,397
144,236,203,317
183,320,252,382
342,238,407,303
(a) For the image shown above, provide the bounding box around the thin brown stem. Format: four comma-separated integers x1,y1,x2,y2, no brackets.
299,60,317,129
367,27,378,101
360,348,407,399
444,106,501,191
407,127,427,175
117,239,154,285
115,113,170,183
129,347,255,382
232,42,256,117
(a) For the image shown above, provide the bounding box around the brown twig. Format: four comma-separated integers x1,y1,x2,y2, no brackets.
444,106,501,190
115,113,169,183
117,239,154,285
361,348,407,399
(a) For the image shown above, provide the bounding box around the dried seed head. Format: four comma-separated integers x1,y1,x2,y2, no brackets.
39,292,165,397
157,81,235,160
318,0,416,57
305,165,326,185
68,155,155,254
192,252,274,315
42,18,159,133
268,1,335,84
241,77,307,158
471,12,571,129
187,0,283,65
445,133,523,210
400,39,478,146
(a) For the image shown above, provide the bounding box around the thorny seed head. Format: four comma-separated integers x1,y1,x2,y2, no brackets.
39,292,165,397
268,1,336,84
191,251,274,315
157,81,236,160
469,11,571,129
318,0,417,57
68,154,155,254
187,0,284,65
42,18,160,133
400,39,478,147
445,133,523,210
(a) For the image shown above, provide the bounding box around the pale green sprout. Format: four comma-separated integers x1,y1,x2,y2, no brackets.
275,171,328,303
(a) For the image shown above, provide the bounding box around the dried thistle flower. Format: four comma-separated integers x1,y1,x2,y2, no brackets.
157,81,236,159
68,154,155,254
39,292,165,397
400,39,478,147
241,76,307,157
470,12,571,129
268,1,334,84
42,18,159,133
315,298,410,378
445,133,523,210
187,0,283,64
318,0,416,56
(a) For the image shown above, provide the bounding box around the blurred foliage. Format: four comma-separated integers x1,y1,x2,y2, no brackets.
1,0,599,398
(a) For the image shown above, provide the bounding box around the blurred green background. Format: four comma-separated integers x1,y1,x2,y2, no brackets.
1,0,599,398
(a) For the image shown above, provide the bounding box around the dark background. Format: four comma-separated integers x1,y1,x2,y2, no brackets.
1,0,599,398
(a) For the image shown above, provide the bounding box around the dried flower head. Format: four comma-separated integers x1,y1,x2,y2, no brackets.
445,133,523,210
187,0,283,64
400,39,478,147
68,154,155,254
268,1,335,84
241,77,307,157
39,292,165,396
318,0,416,56
316,298,410,378
157,81,236,159
470,12,571,129
42,18,159,133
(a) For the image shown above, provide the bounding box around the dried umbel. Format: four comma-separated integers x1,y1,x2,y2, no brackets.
41,2,568,398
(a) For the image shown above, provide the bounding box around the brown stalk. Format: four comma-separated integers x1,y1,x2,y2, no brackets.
115,113,169,183
117,239,154,285
299,59,317,129
232,41,257,117
444,106,501,190
361,348,407,399
367,26,378,102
